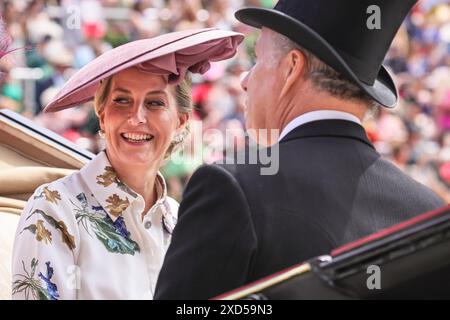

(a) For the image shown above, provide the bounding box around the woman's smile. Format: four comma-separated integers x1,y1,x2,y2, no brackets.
121,132,155,144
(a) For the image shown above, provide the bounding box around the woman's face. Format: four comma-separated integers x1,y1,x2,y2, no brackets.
99,67,187,168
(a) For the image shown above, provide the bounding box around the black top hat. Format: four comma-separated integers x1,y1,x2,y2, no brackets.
235,0,418,108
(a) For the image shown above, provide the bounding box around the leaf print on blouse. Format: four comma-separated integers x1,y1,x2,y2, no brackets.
34,186,62,204
96,166,138,198
25,209,76,250
21,219,53,244
105,194,129,217
73,193,140,255
12,259,59,300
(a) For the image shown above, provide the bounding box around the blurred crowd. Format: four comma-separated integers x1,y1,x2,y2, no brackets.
0,0,449,202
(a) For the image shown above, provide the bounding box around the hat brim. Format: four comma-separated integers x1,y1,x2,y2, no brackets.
235,8,397,108
44,28,244,113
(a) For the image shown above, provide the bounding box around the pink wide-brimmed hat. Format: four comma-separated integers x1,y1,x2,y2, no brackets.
44,28,244,113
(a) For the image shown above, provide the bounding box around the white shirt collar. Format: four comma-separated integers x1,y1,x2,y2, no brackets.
79,151,171,223
278,110,362,141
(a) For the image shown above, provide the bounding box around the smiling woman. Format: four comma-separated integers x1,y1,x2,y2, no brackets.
11,28,243,300
95,68,191,216
94,69,192,159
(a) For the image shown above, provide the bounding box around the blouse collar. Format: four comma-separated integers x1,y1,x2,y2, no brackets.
79,151,173,225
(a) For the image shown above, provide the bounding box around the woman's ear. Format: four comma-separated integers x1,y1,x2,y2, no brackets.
177,112,189,131
280,49,307,98
99,109,106,132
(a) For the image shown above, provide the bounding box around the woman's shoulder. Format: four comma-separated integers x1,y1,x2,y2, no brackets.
14,174,82,280
17,171,82,255
28,169,84,210
38,167,78,188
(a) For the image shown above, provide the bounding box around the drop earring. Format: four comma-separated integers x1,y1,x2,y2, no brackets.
172,134,184,144
98,129,106,138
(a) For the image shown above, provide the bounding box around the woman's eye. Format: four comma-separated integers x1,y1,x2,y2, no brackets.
112,98,130,105
146,100,165,108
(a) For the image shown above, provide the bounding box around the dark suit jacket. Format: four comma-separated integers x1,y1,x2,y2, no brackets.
155,120,445,299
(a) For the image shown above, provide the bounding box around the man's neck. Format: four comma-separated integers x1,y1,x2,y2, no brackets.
276,90,367,135
278,110,362,141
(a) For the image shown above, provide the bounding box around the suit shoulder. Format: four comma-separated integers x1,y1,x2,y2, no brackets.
192,163,242,187
216,144,277,177
376,157,445,207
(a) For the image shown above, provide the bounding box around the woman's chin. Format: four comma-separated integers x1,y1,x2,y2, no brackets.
108,150,158,168
107,143,165,167
125,154,158,166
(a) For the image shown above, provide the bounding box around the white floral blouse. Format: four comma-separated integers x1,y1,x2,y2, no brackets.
12,151,178,300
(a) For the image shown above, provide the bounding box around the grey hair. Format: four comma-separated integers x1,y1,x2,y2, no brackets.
269,31,381,111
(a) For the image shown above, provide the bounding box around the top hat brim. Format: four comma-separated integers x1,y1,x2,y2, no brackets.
235,8,397,108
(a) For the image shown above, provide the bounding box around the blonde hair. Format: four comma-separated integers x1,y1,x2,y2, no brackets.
94,72,192,157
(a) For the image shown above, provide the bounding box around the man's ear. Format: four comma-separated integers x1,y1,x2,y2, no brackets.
280,49,307,98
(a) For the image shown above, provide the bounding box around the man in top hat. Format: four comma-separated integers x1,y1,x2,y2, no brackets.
155,0,446,299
